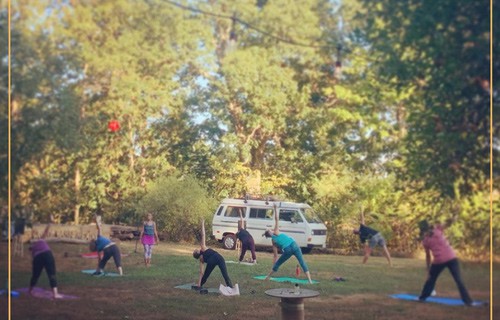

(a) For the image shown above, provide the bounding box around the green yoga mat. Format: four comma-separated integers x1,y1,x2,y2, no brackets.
81,269,121,277
253,275,318,284
174,283,220,294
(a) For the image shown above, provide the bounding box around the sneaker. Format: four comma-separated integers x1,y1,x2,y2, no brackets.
92,271,103,276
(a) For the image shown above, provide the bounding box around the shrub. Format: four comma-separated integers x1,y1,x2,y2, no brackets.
137,173,217,242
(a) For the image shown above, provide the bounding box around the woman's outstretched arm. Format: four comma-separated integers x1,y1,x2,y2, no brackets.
273,204,280,235
200,218,207,251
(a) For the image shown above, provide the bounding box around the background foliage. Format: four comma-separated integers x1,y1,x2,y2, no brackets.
1,0,497,259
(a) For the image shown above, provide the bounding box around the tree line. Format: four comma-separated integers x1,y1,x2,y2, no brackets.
0,0,497,259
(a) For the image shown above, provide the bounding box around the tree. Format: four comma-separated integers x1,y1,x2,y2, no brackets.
357,0,495,197
354,0,497,256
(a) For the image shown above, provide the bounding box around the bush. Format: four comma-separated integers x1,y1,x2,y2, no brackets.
136,174,217,242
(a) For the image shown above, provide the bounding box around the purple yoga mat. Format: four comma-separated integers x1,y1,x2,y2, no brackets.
17,287,79,300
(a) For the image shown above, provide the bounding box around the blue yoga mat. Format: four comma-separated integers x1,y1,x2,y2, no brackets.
81,269,121,277
253,275,318,284
390,293,486,306
0,290,19,297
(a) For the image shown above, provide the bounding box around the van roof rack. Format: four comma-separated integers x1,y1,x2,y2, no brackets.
237,194,284,204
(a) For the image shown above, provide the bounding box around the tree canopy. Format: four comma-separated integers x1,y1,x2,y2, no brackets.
2,0,497,258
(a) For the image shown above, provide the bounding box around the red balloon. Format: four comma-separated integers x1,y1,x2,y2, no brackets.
108,120,120,132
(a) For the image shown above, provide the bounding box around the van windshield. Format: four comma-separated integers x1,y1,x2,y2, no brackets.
301,208,322,224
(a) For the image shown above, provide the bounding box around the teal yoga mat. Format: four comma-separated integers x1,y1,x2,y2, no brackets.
253,275,318,284
81,269,121,277
390,293,486,306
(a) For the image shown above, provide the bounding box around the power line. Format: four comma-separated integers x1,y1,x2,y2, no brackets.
162,0,337,50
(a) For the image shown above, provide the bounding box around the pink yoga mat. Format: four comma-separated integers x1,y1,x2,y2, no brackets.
17,287,79,300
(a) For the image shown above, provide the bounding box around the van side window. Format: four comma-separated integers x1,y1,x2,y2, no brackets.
279,210,303,223
224,206,246,218
249,208,273,220
216,206,224,216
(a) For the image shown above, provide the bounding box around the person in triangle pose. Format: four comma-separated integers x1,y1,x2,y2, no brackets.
89,213,123,276
353,212,392,266
236,209,257,264
28,215,63,299
192,218,238,294
417,217,473,305
263,203,313,284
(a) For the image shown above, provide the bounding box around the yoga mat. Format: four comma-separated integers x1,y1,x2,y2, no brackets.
17,287,78,300
80,252,128,259
253,275,319,284
174,283,219,294
0,290,20,297
390,293,486,306
81,269,121,277
226,260,256,266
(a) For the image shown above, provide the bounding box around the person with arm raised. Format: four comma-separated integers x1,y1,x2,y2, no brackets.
192,218,235,291
89,214,123,276
353,211,392,266
29,215,63,299
264,203,313,284
417,217,472,305
236,209,257,264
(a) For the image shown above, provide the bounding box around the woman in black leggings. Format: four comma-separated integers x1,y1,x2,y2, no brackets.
192,219,233,290
29,218,62,299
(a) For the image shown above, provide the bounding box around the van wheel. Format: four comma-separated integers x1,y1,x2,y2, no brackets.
223,234,236,250
301,247,312,254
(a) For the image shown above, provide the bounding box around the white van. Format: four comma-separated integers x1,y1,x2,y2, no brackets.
211,198,327,253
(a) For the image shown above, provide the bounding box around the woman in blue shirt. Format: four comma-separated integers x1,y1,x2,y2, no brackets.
263,204,313,283
89,215,123,276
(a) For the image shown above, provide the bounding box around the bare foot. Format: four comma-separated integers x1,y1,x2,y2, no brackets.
53,293,64,299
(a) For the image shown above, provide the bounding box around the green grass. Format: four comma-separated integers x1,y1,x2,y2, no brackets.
1,241,496,320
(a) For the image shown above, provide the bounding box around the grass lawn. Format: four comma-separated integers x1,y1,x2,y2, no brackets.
0,241,496,320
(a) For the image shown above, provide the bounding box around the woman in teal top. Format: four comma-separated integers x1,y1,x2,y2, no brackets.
263,203,313,283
